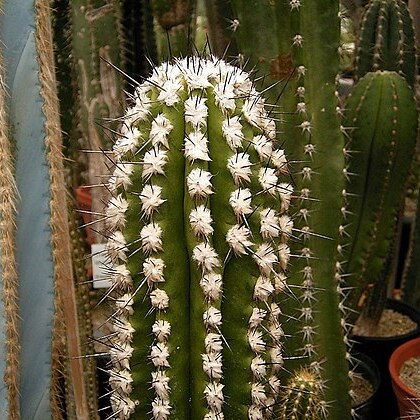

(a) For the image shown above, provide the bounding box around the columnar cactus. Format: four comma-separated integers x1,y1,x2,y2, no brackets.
355,0,418,86
343,71,419,331
102,56,293,419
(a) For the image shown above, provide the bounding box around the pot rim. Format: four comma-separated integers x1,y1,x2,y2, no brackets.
389,336,420,398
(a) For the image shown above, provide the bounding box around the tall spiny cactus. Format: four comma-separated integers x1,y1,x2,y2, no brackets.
343,71,419,331
355,0,418,86
101,55,294,419
213,1,352,418
0,1,93,418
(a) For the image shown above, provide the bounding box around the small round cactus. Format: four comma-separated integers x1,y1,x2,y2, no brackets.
102,56,292,419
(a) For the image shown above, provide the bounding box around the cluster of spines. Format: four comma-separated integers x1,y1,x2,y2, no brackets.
100,56,293,419
279,368,326,420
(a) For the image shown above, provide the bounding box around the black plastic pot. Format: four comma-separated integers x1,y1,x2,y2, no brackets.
351,352,381,419
352,299,420,419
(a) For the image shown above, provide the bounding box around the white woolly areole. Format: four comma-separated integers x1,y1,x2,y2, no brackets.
278,183,293,212
114,126,141,159
229,188,253,218
110,393,136,419
222,116,244,150
150,343,170,367
106,195,128,230
200,273,223,302
150,114,173,148
140,222,163,253
151,371,171,400
203,306,222,328
253,243,278,275
184,131,211,162
182,64,213,90
158,78,182,106
106,231,128,262
248,329,266,353
152,319,172,342
248,405,264,420
189,205,214,237
251,383,267,406
278,243,291,271
151,398,171,420
205,333,223,353
150,288,169,310
270,149,288,174
260,117,276,140
243,96,266,128
214,82,236,113
258,167,278,195
226,224,253,255
270,346,284,373
185,96,208,128
268,375,281,394
113,317,135,344
270,303,282,321
115,293,134,316
253,276,275,301
274,273,287,294
251,356,267,379
253,135,273,160
193,243,221,272
187,168,213,199
279,215,293,240
269,323,284,342
109,369,133,394
143,257,166,285
249,308,267,328
109,163,134,191
142,148,168,179
204,382,225,412
140,185,165,217
110,342,133,371
204,411,224,420
111,265,132,289
260,208,280,239
227,152,252,184
202,352,223,379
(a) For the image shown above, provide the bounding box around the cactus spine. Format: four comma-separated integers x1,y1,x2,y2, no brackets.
0,1,20,417
355,0,418,86
103,56,292,419
343,71,419,330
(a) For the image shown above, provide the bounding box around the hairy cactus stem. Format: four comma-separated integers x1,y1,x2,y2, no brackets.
101,55,292,419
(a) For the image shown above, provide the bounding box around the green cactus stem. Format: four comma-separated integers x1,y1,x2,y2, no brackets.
343,71,418,332
355,0,418,86
101,56,292,419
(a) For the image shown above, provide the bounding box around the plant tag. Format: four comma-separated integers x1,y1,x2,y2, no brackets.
92,243,111,289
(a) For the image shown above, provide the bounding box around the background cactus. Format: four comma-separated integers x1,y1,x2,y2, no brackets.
342,71,419,332
355,0,418,86
101,56,294,419
0,1,98,418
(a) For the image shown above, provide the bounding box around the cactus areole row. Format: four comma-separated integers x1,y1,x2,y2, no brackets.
103,56,293,419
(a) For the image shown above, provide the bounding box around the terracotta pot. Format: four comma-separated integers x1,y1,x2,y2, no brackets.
352,299,420,419
389,337,420,417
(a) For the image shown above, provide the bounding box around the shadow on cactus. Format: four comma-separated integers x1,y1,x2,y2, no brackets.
97,55,296,419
